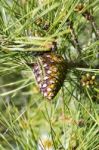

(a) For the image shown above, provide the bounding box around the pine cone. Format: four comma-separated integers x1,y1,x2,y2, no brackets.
32,52,67,100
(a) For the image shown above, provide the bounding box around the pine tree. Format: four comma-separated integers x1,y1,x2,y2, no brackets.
0,0,99,149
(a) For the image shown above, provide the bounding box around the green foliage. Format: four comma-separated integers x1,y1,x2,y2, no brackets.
0,0,99,149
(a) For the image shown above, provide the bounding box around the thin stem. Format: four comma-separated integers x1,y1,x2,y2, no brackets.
70,25,82,55
91,19,99,40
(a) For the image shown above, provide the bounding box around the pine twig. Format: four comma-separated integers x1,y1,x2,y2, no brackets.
68,20,82,55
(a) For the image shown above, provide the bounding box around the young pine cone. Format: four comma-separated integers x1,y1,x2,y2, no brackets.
32,52,67,100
